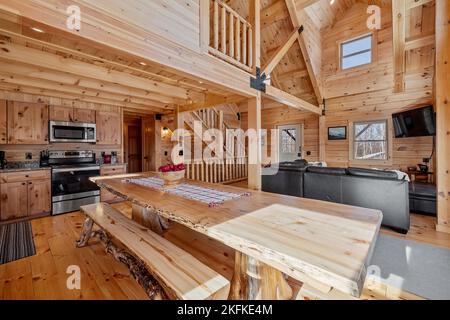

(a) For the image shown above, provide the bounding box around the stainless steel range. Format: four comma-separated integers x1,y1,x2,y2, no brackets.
46,151,100,215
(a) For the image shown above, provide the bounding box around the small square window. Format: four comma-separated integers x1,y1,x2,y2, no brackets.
353,120,388,160
341,34,373,70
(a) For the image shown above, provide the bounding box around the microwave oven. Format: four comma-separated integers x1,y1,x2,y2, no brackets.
49,121,96,143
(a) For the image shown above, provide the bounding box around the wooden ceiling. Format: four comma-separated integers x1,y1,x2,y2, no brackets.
0,10,244,115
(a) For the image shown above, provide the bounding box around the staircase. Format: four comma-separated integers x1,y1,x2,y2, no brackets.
182,104,248,184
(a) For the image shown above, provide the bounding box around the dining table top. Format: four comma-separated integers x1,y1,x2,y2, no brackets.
92,172,383,297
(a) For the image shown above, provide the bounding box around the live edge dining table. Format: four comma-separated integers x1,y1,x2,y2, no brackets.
92,172,382,300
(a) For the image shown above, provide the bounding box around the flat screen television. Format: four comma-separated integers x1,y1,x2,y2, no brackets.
392,106,436,138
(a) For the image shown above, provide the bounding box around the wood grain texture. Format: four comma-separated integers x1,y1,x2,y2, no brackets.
94,172,382,297
79,203,230,300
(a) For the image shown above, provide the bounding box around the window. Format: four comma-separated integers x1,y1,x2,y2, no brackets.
353,120,388,160
280,128,297,153
341,34,373,70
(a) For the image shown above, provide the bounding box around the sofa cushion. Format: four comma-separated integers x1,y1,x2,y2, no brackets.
346,167,398,180
306,166,347,175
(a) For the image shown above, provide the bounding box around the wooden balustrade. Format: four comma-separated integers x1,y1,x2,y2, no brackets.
208,0,253,72
185,157,248,184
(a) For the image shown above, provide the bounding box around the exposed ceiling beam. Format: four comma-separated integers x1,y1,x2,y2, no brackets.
0,60,182,106
264,85,321,114
393,0,406,93
0,72,169,112
0,26,210,93
285,0,323,102
262,28,300,76
0,39,202,101
406,0,433,10
0,82,168,112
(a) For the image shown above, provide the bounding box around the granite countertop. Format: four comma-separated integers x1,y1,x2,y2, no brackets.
0,167,52,173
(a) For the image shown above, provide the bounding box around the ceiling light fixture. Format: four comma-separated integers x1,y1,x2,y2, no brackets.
31,27,45,33
330,0,336,4
139,61,147,66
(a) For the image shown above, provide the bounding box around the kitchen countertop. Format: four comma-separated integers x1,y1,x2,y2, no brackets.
0,167,52,174
100,163,127,167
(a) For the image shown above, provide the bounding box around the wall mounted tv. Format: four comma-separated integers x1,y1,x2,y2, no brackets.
392,105,436,138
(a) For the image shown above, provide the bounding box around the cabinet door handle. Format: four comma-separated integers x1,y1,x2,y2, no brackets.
22,182,26,186
28,182,33,185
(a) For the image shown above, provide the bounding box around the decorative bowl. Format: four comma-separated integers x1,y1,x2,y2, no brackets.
158,170,185,187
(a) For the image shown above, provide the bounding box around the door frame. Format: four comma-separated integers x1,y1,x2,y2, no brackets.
276,123,304,162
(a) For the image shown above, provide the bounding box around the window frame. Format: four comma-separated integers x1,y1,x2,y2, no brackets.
339,32,376,71
349,118,393,166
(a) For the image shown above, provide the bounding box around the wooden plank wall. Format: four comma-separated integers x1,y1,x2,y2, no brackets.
321,1,435,170
0,90,124,162
240,103,319,164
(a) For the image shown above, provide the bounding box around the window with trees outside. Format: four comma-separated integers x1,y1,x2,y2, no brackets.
341,34,373,70
353,120,388,160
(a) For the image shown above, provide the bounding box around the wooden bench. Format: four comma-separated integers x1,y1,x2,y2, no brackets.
76,203,230,300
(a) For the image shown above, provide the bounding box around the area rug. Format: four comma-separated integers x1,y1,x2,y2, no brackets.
0,221,36,265
370,234,450,300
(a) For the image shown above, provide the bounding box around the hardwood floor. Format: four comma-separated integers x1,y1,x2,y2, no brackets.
0,198,448,300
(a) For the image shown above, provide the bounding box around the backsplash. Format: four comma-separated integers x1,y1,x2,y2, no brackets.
2,160,40,170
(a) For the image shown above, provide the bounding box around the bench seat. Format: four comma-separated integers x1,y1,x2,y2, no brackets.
78,203,230,300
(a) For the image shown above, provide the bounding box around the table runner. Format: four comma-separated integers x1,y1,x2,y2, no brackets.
125,177,250,207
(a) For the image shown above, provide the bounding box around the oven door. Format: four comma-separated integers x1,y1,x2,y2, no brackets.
50,121,96,143
52,167,100,201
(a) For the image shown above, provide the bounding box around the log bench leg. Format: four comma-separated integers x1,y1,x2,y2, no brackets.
229,252,293,300
131,204,170,235
76,218,94,248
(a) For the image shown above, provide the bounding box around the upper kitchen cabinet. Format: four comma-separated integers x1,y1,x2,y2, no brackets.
96,109,121,145
0,100,6,144
73,108,96,123
8,101,49,145
50,106,96,123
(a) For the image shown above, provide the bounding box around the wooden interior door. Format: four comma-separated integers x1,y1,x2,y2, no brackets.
126,123,142,173
142,117,161,172
0,100,6,144
8,101,49,144
28,179,51,216
0,182,28,221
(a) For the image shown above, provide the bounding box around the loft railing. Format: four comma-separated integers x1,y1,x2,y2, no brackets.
185,157,248,184
205,0,254,73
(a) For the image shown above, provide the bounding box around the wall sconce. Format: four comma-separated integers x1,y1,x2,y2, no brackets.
162,127,170,138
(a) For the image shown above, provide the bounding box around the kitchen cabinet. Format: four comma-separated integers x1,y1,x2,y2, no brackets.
50,106,96,123
0,181,28,220
50,105,73,122
73,108,96,123
96,110,121,145
0,100,6,144
8,101,49,145
0,170,51,221
100,164,127,203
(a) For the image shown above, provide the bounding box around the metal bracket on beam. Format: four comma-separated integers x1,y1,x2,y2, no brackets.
250,67,267,93
321,98,326,116
299,25,304,34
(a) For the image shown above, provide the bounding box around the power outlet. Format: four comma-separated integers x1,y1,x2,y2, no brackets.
25,152,33,160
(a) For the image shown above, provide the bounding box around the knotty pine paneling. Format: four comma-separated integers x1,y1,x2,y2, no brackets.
321,1,435,171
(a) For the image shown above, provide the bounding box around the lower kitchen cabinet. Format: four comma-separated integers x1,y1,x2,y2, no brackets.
0,181,28,220
100,164,127,203
0,170,51,222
